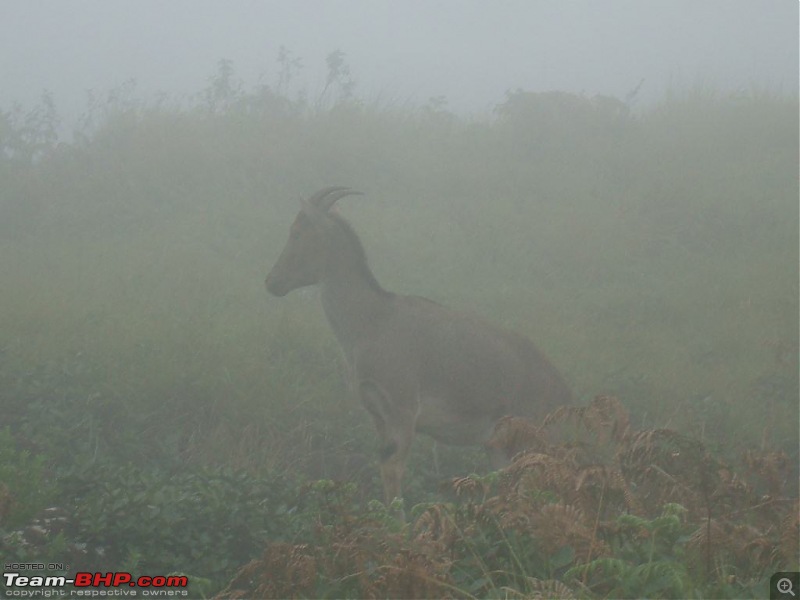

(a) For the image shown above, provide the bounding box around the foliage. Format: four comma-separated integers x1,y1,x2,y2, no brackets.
0,54,796,597
1,462,298,597
66,464,296,574
0,428,55,527
218,398,798,599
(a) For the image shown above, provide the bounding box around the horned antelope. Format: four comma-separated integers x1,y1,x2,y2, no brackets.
265,187,572,511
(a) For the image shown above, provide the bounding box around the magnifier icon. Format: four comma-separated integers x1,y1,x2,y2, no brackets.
778,578,796,597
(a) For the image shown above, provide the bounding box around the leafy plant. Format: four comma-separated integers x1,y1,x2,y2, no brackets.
0,428,55,527
58,463,298,594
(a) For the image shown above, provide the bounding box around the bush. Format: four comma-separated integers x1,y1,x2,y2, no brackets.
60,463,298,593
0,428,55,527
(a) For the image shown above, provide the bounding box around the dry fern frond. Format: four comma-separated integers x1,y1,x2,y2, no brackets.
687,518,730,577
371,550,454,600
712,467,752,503
541,396,630,447
734,526,774,571
582,395,631,444
450,474,489,499
530,577,578,600
505,452,576,500
742,449,792,497
215,543,318,599
778,499,800,569
618,428,719,515
687,520,777,575
501,577,576,599
477,494,535,530
575,464,641,514
413,503,459,547
542,404,582,428
487,415,550,459
531,503,610,562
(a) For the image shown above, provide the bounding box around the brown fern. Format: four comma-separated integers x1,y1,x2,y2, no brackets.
503,577,577,599
532,502,611,563
743,449,792,498
778,499,800,569
487,415,550,460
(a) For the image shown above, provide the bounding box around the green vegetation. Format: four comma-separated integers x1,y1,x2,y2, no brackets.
0,57,796,597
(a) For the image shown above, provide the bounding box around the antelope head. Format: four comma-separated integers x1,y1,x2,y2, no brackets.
265,187,363,297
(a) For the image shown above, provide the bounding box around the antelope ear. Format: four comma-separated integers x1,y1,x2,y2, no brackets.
300,197,315,215
299,198,328,227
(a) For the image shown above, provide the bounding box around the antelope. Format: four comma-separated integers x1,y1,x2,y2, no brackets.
265,187,572,510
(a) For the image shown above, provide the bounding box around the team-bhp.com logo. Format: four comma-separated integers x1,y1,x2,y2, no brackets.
3,571,189,596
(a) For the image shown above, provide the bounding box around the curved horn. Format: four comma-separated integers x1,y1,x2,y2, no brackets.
307,186,350,207
307,187,363,212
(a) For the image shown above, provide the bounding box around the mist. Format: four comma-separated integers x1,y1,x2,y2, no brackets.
1,1,798,598
2,0,797,128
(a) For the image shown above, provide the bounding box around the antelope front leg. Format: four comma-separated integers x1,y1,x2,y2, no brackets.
359,380,415,518
378,432,412,509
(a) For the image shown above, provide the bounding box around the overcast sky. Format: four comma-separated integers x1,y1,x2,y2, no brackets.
2,0,797,129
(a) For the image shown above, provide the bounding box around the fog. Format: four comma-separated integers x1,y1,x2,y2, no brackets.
1,1,798,596
2,0,797,127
